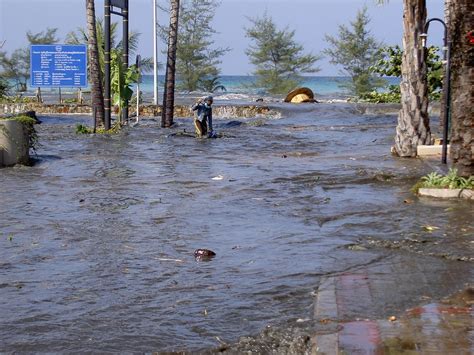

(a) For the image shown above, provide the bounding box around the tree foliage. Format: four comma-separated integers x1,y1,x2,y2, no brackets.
362,45,443,103
26,28,59,45
245,13,320,94
324,7,385,96
0,28,59,91
0,77,8,98
66,20,152,82
110,50,139,113
160,0,229,92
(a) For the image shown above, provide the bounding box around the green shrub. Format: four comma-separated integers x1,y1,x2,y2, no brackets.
414,169,474,192
359,85,401,103
0,95,37,104
369,45,443,103
75,122,122,135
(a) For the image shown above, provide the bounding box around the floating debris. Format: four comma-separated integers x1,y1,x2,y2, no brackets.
422,225,440,232
155,258,185,263
194,249,216,261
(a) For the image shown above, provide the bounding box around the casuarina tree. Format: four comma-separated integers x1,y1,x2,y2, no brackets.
245,13,320,95
0,28,58,92
324,7,385,97
172,0,229,92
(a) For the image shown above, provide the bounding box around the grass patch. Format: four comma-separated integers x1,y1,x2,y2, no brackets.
75,122,122,135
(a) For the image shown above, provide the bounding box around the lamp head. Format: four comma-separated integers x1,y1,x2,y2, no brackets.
420,33,428,48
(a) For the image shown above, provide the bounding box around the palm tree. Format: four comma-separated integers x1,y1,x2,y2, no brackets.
447,0,473,176
376,0,430,156
161,0,180,128
86,0,104,127
394,0,431,156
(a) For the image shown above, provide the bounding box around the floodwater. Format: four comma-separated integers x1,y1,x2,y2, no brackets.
0,104,472,352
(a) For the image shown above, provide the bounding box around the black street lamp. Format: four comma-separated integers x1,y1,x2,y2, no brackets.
420,18,451,164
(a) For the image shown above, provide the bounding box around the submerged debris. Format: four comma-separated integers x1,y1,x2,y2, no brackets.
194,249,216,261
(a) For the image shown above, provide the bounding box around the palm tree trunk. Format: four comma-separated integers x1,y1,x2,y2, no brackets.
447,0,473,176
394,0,431,156
86,0,105,127
161,0,180,128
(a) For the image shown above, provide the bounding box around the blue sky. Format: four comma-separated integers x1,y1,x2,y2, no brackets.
0,0,445,76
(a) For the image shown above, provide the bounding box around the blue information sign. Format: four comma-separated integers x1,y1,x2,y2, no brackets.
30,45,88,87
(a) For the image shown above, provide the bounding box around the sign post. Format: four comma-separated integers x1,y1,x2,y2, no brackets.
30,45,87,88
104,0,129,129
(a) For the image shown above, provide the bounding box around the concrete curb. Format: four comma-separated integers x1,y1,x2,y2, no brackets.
417,144,450,157
311,277,339,354
418,188,474,200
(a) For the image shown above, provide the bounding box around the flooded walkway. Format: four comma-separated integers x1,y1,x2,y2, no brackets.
0,104,472,352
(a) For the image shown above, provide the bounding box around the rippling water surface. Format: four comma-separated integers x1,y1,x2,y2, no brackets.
1,104,472,352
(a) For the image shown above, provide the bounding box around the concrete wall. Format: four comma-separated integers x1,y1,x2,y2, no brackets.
0,119,30,167
0,103,274,119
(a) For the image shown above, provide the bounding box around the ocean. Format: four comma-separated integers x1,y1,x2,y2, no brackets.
138,75,400,101
17,75,400,103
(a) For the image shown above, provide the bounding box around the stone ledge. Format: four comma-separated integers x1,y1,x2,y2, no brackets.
417,144,450,156
0,103,276,119
418,188,473,200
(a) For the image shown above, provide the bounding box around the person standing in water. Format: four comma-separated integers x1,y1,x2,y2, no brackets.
192,96,215,138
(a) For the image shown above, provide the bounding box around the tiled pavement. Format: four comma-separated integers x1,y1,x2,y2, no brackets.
311,255,473,354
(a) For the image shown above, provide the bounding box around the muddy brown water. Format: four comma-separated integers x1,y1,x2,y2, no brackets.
0,104,472,352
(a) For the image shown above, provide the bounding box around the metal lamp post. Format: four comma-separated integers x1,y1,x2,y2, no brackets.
153,0,159,105
135,54,141,124
420,18,452,165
